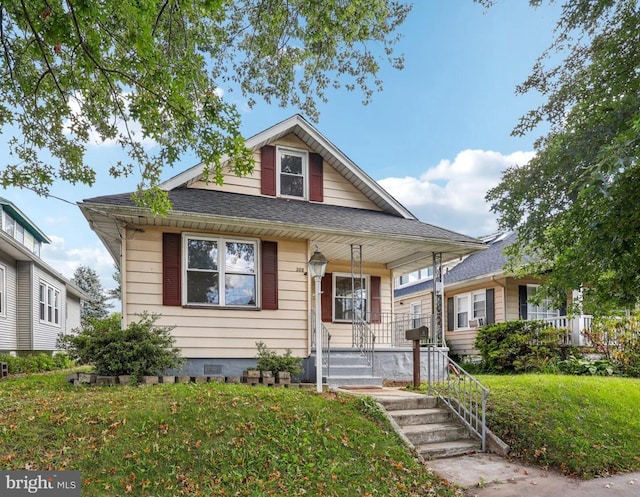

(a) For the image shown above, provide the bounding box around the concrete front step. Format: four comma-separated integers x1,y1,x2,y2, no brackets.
402,422,469,445
328,365,375,377
377,396,438,411
416,439,482,459
390,407,452,426
325,375,383,388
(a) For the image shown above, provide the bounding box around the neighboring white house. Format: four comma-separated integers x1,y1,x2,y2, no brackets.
0,197,86,354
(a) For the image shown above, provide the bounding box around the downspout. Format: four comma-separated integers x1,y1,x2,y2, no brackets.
491,275,507,322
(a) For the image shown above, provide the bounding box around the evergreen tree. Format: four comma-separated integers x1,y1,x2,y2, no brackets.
72,265,112,326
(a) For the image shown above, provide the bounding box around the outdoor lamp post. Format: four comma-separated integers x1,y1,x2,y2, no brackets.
308,247,328,393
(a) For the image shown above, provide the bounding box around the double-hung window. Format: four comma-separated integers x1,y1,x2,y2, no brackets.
185,235,257,307
333,274,369,322
455,290,486,329
277,147,308,199
410,302,422,328
526,285,559,320
39,281,60,325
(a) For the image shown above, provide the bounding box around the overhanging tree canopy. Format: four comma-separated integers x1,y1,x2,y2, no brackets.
0,0,410,213
486,0,640,312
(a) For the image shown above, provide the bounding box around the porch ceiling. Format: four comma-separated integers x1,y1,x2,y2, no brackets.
80,202,484,274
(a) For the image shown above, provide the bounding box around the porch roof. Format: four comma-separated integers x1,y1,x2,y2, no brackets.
80,187,486,273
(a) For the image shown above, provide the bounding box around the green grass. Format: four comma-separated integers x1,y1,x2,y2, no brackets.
478,374,640,478
0,373,462,497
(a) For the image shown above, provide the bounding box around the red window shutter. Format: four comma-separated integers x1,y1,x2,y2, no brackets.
261,241,278,310
261,145,276,196
309,152,324,202
163,233,181,306
370,276,381,324
321,272,332,322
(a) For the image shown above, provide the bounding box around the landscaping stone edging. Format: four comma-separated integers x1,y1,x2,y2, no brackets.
65,372,297,387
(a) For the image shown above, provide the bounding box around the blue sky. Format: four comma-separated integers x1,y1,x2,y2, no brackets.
0,1,561,293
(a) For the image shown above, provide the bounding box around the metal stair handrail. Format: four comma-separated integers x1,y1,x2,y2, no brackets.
352,316,376,376
311,311,332,377
424,344,489,451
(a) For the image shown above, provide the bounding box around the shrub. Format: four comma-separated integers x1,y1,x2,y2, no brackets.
474,320,567,373
586,313,640,377
255,341,303,378
59,312,183,380
558,355,616,376
0,352,73,374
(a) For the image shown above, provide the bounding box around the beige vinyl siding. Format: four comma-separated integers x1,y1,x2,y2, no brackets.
445,280,506,357
0,254,17,351
188,133,381,211
320,260,392,348
124,229,309,358
504,277,541,321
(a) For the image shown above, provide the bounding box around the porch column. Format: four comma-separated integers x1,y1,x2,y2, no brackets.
432,252,445,346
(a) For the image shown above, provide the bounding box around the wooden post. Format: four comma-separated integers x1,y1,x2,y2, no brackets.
405,326,429,389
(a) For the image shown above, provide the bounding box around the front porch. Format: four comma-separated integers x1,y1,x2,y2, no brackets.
309,311,445,387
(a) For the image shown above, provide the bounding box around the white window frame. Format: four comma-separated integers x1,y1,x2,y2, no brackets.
395,267,434,289
3,211,15,237
410,301,422,329
276,146,308,200
39,281,61,326
454,290,486,330
183,234,259,308
333,273,371,323
526,284,560,320
0,265,5,318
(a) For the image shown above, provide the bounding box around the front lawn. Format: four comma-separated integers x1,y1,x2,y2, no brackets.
479,374,640,478
0,373,462,497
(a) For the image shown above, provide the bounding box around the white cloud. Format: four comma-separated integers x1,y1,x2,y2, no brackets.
41,235,116,292
378,149,534,237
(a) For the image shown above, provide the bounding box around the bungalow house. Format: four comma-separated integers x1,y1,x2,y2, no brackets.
394,232,593,358
78,115,486,386
0,197,86,354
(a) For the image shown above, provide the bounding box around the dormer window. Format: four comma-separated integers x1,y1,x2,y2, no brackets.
277,147,308,199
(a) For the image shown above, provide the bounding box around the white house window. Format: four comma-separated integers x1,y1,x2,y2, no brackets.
0,265,5,317
334,274,369,322
15,224,24,244
277,147,308,199
185,235,257,307
39,282,60,325
527,285,560,320
455,290,486,329
395,267,433,288
410,301,422,328
3,211,14,237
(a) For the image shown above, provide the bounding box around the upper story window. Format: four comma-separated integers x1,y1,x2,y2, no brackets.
0,207,42,256
277,147,308,199
395,267,433,288
454,290,486,330
39,281,60,326
184,235,257,307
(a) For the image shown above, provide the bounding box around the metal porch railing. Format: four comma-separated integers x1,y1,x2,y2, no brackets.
352,317,375,376
366,312,439,347
424,344,489,451
311,311,332,378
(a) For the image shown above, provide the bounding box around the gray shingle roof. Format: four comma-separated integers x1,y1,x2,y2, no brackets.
393,232,516,298
444,232,516,284
83,187,481,244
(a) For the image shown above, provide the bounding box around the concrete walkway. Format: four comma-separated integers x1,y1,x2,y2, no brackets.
339,387,640,497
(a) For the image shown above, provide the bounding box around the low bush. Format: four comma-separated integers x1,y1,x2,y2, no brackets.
255,341,303,378
558,355,616,376
59,312,183,381
0,352,74,374
474,320,567,373
585,312,640,377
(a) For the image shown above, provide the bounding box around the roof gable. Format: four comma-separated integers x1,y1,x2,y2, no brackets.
159,114,416,219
